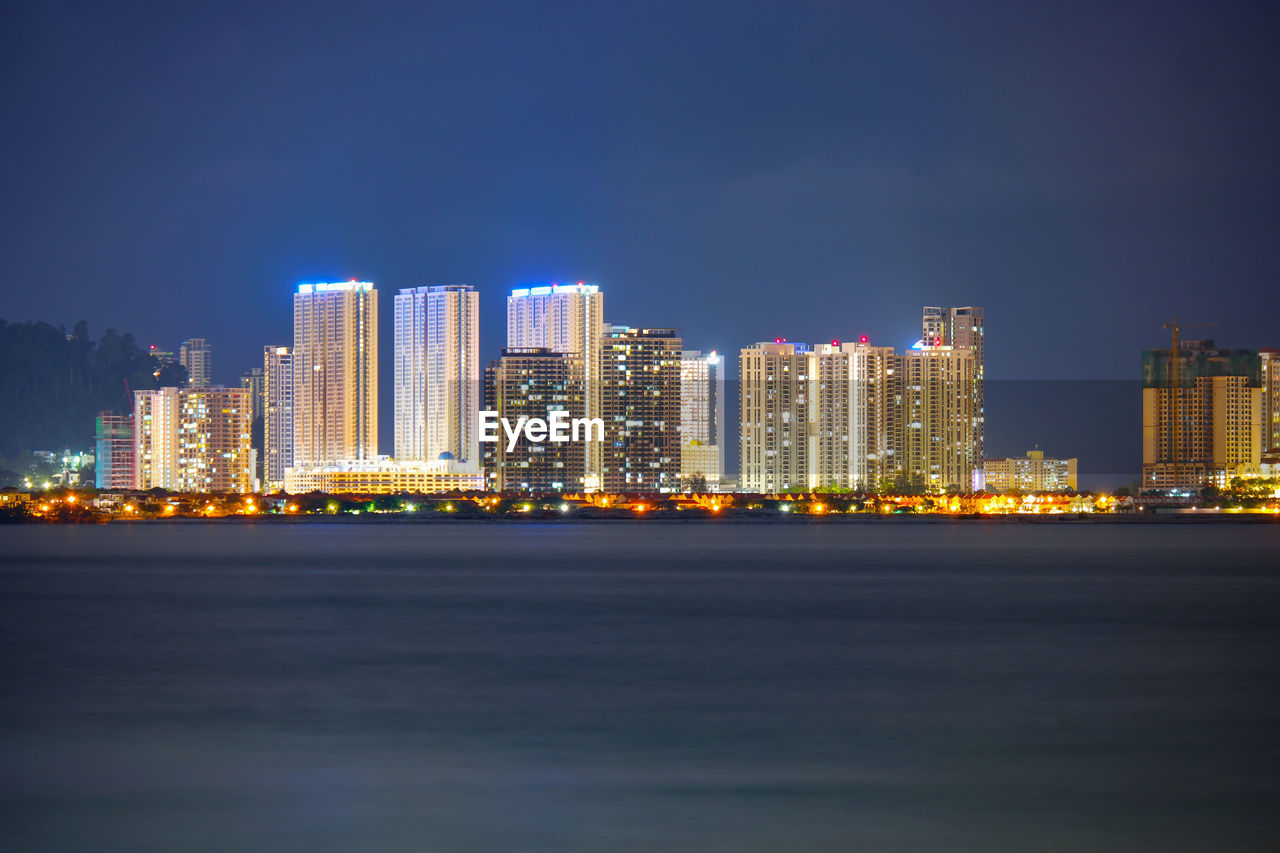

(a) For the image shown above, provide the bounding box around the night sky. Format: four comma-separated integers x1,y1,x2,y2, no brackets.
3,1,1278,448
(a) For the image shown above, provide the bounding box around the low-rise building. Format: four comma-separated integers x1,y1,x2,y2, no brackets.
284,457,484,494
983,448,1077,493
679,440,722,490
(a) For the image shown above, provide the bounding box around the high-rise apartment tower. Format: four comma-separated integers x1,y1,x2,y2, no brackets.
395,285,480,466
292,281,378,466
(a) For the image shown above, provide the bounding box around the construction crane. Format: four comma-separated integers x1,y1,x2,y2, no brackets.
1161,318,1218,491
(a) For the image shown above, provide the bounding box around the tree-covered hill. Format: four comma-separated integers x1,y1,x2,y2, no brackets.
0,319,187,457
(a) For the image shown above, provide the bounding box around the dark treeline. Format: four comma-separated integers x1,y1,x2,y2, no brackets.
0,319,187,457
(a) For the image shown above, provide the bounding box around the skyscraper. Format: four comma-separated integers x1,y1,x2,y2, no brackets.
679,350,725,486
134,387,181,490
922,306,984,465
1141,340,1263,489
292,281,378,466
489,348,587,493
507,283,603,485
812,341,896,492
134,386,253,493
739,341,813,493
740,339,896,493
263,345,292,491
177,387,252,493
896,344,977,492
599,327,683,493
1261,349,1280,454
179,338,212,388
859,341,899,490
395,285,480,465
239,367,265,421
95,411,134,490
239,366,265,487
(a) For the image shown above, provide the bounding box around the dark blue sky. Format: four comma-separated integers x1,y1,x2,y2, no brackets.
3,0,1278,389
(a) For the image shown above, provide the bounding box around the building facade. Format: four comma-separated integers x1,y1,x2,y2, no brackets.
134,387,181,490
177,387,252,493
983,448,1077,492
680,350,725,487
292,281,378,466
1141,341,1263,489
95,411,134,490
895,345,977,492
394,285,480,466
507,283,603,485
489,348,588,492
239,367,264,421
680,441,722,489
922,307,984,465
740,339,902,494
284,458,484,495
179,338,212,388
239,366,265,488
263,345,292,491
739,341,814,493
599,327,682,493
1262,349,1280,454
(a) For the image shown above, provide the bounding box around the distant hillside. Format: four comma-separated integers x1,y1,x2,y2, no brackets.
0,319,187,457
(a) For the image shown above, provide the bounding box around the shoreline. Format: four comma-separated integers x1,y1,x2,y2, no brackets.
12,512,1278,526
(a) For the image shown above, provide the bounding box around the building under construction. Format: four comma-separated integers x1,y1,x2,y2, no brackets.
1141,339,1264,490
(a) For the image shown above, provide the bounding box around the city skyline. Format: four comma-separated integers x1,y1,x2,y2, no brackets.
3,0,1277,494
5,7,1279,851
55,273,1279,493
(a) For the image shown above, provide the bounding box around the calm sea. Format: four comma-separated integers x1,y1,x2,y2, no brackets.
2,522,1278,852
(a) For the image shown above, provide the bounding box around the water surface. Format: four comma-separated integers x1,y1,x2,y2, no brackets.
2,522,1278,851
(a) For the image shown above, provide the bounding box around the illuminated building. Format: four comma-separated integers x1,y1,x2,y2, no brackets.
860,343,899,490
283,457,484,495
480,361,498,490
895,344,977,492
263,345,292,490
179,338,212,388
1142,340,1262,489
177,387,252,493
134,387,181,490
679,441,721,488
95,412,134,490
680,350,725,487
983,448,1077,492
922,306,984,464
739,341,814,493
292,281,378,465
239,366,265,488
489,348,588,492
507,283,603,485
741,339,898,493
812,340,900,492
239,367,265,421
600,327,683,493
395,285,480,466
1262,349,1280,454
